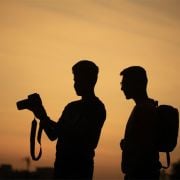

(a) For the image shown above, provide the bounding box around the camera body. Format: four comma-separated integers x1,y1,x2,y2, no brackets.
16,93,42,110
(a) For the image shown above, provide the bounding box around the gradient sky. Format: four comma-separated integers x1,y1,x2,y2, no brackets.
0,0,180,179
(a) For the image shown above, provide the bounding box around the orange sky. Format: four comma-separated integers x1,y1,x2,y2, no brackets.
0,0,180,179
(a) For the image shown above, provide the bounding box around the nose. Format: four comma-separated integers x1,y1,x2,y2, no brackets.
120,83,123,91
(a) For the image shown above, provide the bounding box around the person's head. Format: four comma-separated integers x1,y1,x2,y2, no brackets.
72,60,99,96
120,66,148,99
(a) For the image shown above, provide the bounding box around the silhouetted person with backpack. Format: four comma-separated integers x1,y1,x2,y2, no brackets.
30,60,106,179
120,66,161,180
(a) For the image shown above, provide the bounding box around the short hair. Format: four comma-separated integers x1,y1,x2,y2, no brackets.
72,60,99,85
120,66,148,87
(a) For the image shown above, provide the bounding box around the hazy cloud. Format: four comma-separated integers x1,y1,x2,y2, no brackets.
19,0,180,46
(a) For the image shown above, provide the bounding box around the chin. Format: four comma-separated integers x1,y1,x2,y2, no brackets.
124,94,131,99
75,91,82,96
76,92,81,96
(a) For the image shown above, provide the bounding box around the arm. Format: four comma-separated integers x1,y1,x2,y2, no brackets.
135,105,157,150
77,104,106,149
28,96,59,141
29,94,69,141
40,116,58,141
36,104,71,141
32,105,59,141
26,93,66,141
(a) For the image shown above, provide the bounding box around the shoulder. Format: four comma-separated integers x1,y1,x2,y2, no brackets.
90,97,106,120
64,100,82,110
135,98,157,117
92,97,105,107
89,97,106,112
137,98,157,110
67,97,105,109
64,98,106,118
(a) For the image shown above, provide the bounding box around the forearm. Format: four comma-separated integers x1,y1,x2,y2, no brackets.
40,116,58,141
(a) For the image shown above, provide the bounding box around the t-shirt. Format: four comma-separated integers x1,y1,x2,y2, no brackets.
55,97,106,161
121,98,161,174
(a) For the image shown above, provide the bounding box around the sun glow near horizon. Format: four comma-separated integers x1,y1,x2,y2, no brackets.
0,0,180,179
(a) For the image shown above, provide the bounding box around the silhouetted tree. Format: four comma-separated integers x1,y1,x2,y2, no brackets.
23,156,31,171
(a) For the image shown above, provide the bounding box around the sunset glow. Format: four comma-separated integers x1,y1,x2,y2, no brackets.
0,0,180,179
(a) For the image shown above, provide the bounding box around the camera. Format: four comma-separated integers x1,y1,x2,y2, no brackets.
16,93,42,110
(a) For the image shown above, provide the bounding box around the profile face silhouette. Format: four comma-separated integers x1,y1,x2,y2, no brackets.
72,60,98,97
73,75,91,96
120,66,147,100
121,77,135,99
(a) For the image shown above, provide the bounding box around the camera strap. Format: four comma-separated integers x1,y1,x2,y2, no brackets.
30,118,42,161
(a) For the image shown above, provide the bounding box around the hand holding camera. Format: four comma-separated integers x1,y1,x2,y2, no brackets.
16,93,46,160
16,93,47,120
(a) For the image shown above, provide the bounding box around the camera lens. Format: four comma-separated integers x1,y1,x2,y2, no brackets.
16,99,28,110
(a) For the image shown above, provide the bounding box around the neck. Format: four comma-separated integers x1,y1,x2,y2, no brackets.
81,91,96,100
133,92,148,105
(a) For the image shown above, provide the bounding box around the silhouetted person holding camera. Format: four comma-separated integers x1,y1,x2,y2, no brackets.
120,66,161,180
29,60,106,179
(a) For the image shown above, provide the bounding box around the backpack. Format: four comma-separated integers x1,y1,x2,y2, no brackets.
156,104,179,168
